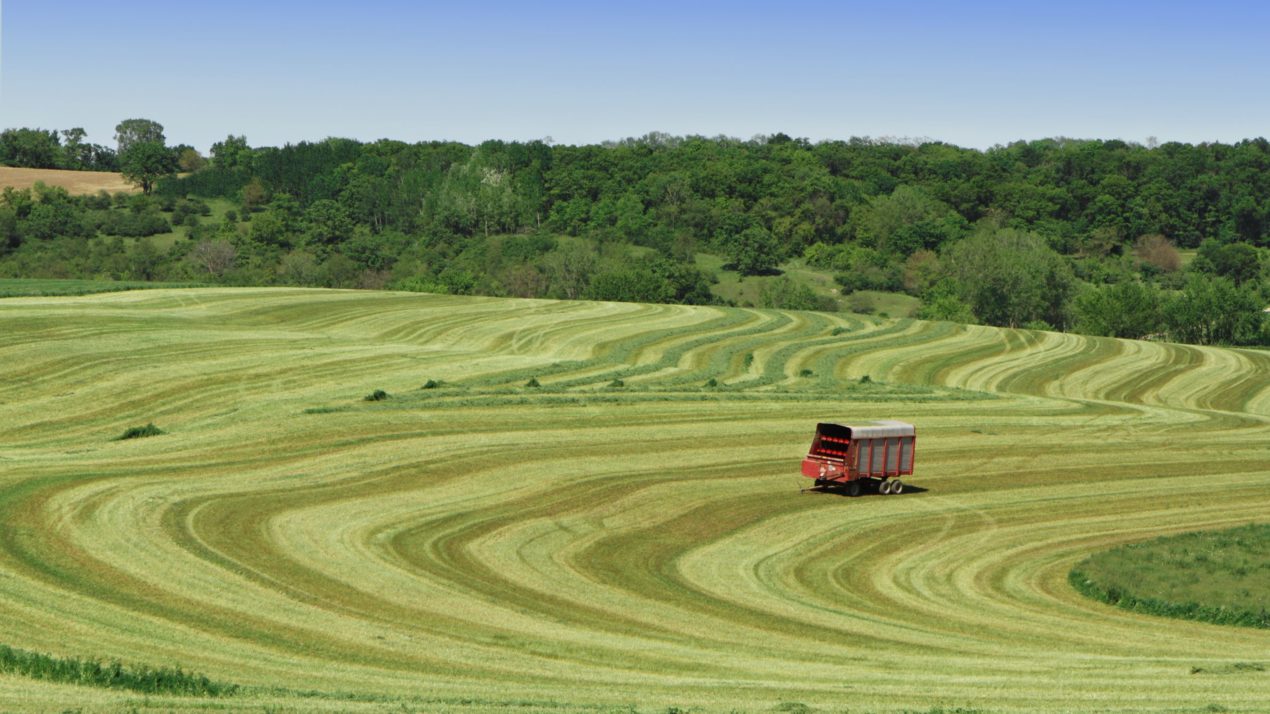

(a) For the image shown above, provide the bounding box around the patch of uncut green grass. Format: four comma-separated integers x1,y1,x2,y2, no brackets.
1070,522,1270,628
0,643,238,696
0,278,207,298
696,253,919,317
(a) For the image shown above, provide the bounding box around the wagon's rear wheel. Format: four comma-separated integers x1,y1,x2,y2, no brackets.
847,480,861,497
879,479,893,495
891,479,904,495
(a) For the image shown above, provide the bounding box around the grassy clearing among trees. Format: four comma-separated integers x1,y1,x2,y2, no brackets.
0,278,204,297
0,278,206,297
0,288,1266,712
1070,523,1270,629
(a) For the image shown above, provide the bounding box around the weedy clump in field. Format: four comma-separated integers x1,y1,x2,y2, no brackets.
703,377,718,388
799,368,814,377
0,644,238,697
364,389,389,401
302,406,347,414
525,377,541,388
422,379,442,389
1190,662,1265,675
831,326,850,336
114,423,164,440
607,379,625,389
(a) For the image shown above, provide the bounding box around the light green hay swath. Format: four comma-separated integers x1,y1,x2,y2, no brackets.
0,287,1266,712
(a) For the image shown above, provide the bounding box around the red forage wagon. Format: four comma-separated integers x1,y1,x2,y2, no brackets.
801,420,916,496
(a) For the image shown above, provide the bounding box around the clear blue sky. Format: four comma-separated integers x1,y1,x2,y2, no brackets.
2,0,1268,152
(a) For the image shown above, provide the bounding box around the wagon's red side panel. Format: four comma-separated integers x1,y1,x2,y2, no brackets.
802,423,916,482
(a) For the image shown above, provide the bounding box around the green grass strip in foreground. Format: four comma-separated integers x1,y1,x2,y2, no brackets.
0,644,238,697
1070,523,1270,629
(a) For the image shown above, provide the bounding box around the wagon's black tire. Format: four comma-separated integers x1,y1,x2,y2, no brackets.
879,479,893,495
847,480,861,497
891,479,904,495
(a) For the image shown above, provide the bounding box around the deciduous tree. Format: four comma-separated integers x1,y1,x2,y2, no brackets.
114,118,165,154
119,140,176,194
728,225,781,276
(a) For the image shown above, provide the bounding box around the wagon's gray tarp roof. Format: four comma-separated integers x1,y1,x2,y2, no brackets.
821,420,915,439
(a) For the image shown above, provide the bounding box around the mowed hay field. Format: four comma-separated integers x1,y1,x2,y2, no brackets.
0,289,1267,713
0,166,136,194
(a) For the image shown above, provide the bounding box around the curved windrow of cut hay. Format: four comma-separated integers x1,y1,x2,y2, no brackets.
0,288,1266,713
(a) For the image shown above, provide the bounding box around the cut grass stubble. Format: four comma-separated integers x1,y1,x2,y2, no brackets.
0,288,1266,712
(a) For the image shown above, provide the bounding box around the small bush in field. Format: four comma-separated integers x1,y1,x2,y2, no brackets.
364,389,389,401
115,423,164,441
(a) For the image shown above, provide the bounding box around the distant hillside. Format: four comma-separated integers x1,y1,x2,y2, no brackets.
0,166,135,195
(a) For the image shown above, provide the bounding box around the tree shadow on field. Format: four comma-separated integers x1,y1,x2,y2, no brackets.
801,482,929,497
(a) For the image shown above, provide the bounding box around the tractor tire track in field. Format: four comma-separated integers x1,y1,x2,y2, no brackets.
0,288,1266,712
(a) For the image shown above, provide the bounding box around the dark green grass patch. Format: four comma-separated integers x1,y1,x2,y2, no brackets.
0,278,205,298
1190,662,1265,675
114,422,164,440
0,643,237,696
1070,523,1270,629
302,406,349,415
375,381,987,412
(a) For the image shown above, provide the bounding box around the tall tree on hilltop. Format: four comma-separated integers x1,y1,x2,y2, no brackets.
114,118,165,155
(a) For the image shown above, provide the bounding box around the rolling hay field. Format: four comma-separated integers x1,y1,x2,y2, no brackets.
0,288,1267,712
0,166,136,194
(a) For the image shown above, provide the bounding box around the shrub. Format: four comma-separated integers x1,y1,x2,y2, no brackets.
99,208,170,237
703,377,718,388
115,423,164,440
422,379,441,389
608,378,625,388
916,293,976,323
1134,234,1181,273
846,292,875,315
525,377,541,388
799,368,814,377
859,375,872,384
759,276,830,311
364,389,389,401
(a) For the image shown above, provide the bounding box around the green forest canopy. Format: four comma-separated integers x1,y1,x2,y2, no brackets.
2,126,1268,345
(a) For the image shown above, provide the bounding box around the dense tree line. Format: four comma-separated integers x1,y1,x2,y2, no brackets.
2,125,1267,345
